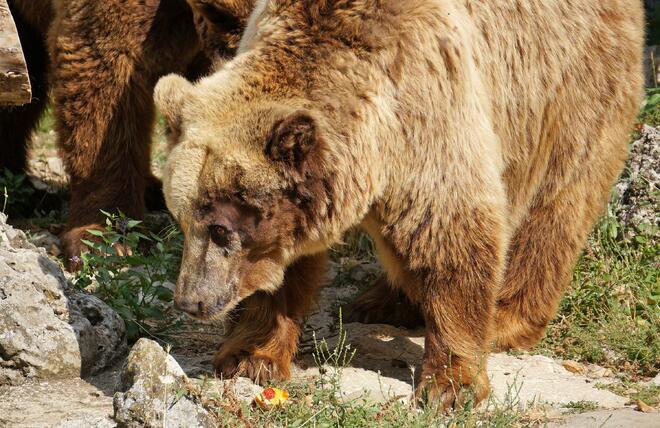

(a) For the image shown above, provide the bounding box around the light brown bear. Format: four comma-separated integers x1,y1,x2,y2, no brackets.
154,0,644,408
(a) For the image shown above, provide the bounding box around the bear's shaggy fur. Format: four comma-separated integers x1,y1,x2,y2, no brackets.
1,0,253,267
155,0,644,408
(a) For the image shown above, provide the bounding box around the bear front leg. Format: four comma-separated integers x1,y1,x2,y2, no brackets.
413,206,505,409
213,252,328,384
379,199,505,409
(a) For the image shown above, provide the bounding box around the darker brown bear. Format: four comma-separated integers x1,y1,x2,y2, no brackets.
1,0,253,267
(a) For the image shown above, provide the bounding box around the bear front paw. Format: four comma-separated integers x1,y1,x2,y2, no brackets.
61,224,134,271
213,348,290,385
61,225,104,271
414,365,489,410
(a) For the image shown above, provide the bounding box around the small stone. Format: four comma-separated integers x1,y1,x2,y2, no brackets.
28,229,61,251
230,377,263,403
562,360,585,374
650,372,660,387
113,339,214,428
47,157,67,177
635,400,655,413
589,367,613,378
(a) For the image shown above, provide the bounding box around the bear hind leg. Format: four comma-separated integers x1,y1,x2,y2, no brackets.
495,142,627,351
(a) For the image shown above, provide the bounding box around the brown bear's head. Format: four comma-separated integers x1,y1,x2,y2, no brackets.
154,0,387,319
154,74,337,320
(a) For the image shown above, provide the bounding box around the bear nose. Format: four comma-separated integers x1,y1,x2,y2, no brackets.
174,296,206,316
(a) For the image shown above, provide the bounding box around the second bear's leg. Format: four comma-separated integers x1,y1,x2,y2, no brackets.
49,0,201,266
213,252,328,384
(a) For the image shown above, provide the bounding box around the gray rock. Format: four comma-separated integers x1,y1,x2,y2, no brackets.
230,377,263,403
650,372,660,387
0,378,115,427
28,229,62,256
553,408,660,428
195,376,262,404
28,156,69,193
0,214,126,384
113,339,214,428
69,291,128,375
615,125,659,237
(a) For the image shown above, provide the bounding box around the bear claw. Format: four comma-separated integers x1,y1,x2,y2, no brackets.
414,369,490,411
213,349,288,385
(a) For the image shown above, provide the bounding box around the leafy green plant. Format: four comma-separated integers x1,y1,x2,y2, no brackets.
73,210,183,342
0,168,35,217
564,400,598,414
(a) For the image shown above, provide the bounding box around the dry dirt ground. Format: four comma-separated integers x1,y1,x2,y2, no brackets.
1,258,659,427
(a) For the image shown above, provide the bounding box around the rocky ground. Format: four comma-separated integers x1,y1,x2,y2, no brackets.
616,125,660,239
1,212,659,427
0,126,658,427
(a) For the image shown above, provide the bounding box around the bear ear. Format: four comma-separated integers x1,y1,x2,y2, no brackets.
265,112,320,170
154,74,193,130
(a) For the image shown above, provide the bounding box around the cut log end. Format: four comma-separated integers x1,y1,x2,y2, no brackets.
0,0,32,106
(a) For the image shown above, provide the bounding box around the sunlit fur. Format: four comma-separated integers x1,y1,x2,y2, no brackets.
156,0,644,409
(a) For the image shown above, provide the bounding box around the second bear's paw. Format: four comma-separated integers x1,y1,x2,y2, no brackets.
213,348,290,385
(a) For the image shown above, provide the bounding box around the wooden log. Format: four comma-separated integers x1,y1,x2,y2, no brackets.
0,0,31,105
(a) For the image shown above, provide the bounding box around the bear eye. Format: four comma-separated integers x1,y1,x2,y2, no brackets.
209,225,231,247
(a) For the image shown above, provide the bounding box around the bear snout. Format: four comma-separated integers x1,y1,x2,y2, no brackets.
174,292,229,319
